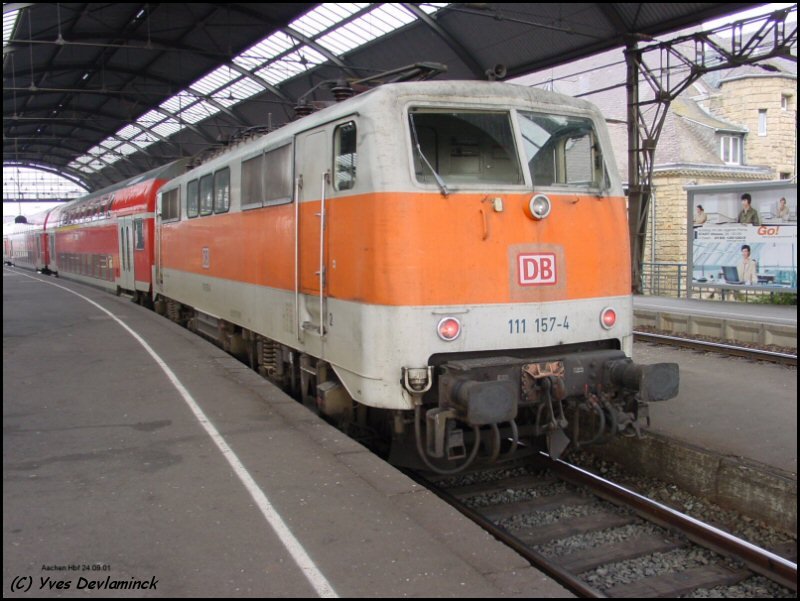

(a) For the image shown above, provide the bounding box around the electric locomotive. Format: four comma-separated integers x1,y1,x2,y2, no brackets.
153,81,678,473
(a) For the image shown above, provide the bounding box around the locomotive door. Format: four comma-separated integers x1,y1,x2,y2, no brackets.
295,127,331,339
117,216,135,292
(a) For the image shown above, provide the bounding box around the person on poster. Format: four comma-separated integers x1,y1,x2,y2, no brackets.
737,193,761,225
694,204,707,225
738,244,758,285
777,197,790,222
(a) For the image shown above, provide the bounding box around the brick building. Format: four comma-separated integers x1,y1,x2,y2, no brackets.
517,49,797,268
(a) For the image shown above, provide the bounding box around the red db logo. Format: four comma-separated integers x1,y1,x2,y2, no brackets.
518,253,557,286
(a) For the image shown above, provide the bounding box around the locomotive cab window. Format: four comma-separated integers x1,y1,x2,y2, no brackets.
409,110,522,186
334,122,357,191
518,112,607,190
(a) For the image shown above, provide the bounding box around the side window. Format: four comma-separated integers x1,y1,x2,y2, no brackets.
334,122,357,191
134,219,145,250
263,144,292,206
214,168,231,213
187,179,199,218
161,188,180,221
241,154,263,209
199,174,213,216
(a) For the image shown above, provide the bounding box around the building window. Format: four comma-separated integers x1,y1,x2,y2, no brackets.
781,94,791,111
758,109,767,136
720,135,742,165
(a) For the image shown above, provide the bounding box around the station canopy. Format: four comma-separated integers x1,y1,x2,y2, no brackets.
3,2,765,191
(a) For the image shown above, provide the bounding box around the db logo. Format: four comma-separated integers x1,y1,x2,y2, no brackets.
518,253,557,286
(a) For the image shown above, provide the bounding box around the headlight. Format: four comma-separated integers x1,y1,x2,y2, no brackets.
527,194,551,220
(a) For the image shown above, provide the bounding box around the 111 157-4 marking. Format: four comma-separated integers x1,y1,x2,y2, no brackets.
508,316,570,334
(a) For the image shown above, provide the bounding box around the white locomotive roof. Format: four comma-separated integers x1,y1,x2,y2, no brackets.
174,80,605,181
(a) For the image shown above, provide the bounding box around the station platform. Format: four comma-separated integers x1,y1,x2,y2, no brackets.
2,268,568,598
633,295,797,349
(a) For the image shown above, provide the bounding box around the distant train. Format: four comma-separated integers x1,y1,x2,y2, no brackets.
4,81,678,473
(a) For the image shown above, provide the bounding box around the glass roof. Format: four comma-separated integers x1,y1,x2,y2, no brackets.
67,3,448,175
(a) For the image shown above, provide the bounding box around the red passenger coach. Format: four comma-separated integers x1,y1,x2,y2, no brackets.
46,161,187,300
3,210,52,273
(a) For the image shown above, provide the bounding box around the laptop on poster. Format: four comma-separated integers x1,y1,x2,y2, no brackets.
722,266,743,284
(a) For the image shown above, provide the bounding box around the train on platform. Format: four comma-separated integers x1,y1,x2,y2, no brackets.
4,81,678,473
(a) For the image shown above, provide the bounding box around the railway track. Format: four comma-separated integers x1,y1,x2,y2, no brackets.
633,331,797,366
419,455,797,598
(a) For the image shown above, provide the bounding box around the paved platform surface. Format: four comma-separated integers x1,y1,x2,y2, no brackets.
4,269,796,598
634,295,797,327
634,340,797,476
3,268,569,598
633,294,797,349
633,295,797,476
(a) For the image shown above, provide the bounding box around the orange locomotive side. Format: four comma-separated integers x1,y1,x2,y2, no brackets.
159,191,630,307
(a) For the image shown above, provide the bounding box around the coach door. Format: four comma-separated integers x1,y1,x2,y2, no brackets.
295,127,332,341
118,216,135,292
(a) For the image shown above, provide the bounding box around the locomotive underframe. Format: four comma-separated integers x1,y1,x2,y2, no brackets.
157,294,678,473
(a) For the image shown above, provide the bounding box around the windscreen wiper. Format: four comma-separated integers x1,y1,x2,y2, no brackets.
409,114,449,197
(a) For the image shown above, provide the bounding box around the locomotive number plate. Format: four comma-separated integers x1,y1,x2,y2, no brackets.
508,316,570,334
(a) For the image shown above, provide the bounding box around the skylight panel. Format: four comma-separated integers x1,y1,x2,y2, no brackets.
137,109,166,128
315,4,416,55
234,33,298,71
99,139,122,150
3,8,20,48
117,124,140,141
191,65,239,96
290,4,367,38
178,100,219,125
151,119,182,138
214,78,265,108
255,47,327,86
160,94,193,114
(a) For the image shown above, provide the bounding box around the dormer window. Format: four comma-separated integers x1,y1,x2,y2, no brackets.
720,135,742,165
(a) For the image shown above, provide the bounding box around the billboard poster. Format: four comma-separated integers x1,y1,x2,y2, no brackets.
687,181,797,293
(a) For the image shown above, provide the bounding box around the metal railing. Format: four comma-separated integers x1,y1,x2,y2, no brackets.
641,262,685,298
641,262,797,304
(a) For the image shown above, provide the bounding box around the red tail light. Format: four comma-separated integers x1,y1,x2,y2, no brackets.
437,317,461,341
600,307,617,329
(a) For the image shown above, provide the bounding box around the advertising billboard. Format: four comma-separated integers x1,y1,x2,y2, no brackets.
687,181,797,295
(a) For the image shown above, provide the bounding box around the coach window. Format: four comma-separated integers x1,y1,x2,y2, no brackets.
199,174,213,216
214,168,230,213
263,144,292,206
161,188,180,221
134,219,145,250
187,179,199,218
334,122,357,191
